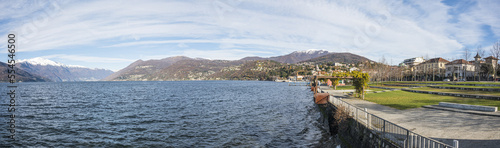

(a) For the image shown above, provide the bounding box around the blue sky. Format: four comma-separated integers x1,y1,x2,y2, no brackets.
1,0,499,71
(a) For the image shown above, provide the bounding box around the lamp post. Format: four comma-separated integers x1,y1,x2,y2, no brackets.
463,65,466,81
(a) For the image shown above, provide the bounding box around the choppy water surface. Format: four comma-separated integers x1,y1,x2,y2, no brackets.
1,81,337,147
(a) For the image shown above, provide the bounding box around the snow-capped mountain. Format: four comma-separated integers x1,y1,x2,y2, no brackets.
18,57,86,68
18,58,114,82
240,49,333,63
292,49,331,55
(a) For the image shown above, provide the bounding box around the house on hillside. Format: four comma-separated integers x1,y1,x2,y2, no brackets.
296,75,304,81
349,67,359,72
334,63,345,67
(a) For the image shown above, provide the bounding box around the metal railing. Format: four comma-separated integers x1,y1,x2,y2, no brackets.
329,96,455,148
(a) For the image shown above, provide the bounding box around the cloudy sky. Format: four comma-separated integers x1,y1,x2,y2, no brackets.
1,0,499,71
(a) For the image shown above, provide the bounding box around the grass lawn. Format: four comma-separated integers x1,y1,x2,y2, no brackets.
364,90,500,110
369,84,409,89
437,84,500,89
334,85,386,91
412,87,500,96
368,88,387,91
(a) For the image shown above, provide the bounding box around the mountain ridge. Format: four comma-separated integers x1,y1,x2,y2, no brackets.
105,50,372,81
0,62,52,82
12,50,373,82
18,58,114,82
299,52,373,64
240,49,331,64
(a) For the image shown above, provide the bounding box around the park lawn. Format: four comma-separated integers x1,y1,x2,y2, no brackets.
369,84,409,89
412,87,500,96
364,90,500,110
367,88,387,91
438,84,500,89
335,85,386,91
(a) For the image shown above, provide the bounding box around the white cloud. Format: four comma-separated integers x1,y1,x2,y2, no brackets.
181,49,274,60
0,0,498,70
40,54,135,63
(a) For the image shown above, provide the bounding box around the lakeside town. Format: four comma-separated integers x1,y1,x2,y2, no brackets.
285,43,500,84
304,42,500,148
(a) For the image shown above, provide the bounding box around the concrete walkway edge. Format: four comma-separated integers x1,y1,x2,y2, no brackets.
422,105,500,117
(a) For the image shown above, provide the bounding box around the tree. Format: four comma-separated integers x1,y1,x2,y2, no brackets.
331,78,340,90
352,71,370,100
490,40,500,81
481,64,493,80
464,47,471,61
463,47,471,81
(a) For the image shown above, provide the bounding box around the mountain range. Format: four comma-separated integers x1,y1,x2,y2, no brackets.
240,49,331,63
301,52,372,64
6,58,114,82
0,62,52,82
1,50,373,82
105,49,373,81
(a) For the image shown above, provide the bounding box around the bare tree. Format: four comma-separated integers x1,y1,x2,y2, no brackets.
463,47,471,80
492,41,500,58
464,47,471,61
490,40,500,81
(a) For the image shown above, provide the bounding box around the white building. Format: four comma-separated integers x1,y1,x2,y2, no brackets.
402,57,425,68
334,63,345,67
445,59,475,80
349,67,359,72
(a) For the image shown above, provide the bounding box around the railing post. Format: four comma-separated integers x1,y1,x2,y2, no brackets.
355,108,358,130
406,130,409,148
382,120,386,138
364,108,370,129
454,140,459,148
355,107,358,120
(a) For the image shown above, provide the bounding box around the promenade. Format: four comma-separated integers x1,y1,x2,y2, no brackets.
320,86,500,148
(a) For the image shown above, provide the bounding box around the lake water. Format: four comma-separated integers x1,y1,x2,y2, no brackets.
1,81,338,147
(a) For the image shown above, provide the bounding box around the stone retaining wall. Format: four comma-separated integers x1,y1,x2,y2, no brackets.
439,102,498,112
369,86,400,90
429,86,500,92
398,83,447,85
450,83,500,87
402,89,500,100
384,84,426,87
321,103,398,148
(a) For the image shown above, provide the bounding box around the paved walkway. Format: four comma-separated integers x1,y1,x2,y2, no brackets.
319,86,500,148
